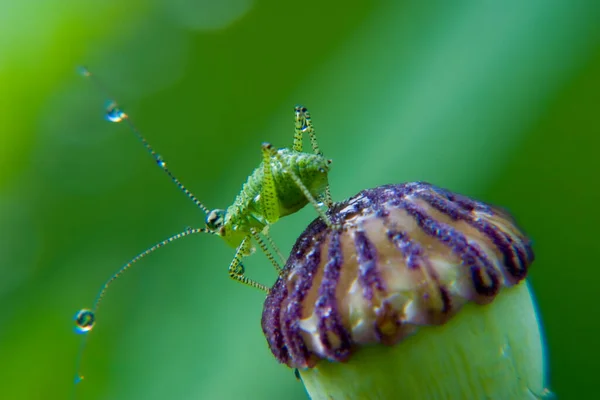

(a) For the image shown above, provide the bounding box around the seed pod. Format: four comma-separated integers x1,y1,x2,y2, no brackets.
262,182,549,400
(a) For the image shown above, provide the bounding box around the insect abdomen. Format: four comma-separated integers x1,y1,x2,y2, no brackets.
272,149,329,217
226,149,329,230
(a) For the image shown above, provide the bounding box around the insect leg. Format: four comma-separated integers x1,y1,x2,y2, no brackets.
262,143,336,229
228,236,270,292
259,141,281,225
261,227,286,265
292,105,333,207
250,228,283,274
320,177,333,208
293,105,321,155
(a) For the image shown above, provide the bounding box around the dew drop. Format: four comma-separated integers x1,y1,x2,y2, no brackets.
538,388,556,399
499,342,511,358
74,309,95,334
105,102,126,123
74,375,84,384
77,66,91,77
156,156,167,169
528,387,556,399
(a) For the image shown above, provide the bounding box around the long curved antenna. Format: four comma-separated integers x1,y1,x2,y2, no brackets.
72,227,209,395
78,66,210,215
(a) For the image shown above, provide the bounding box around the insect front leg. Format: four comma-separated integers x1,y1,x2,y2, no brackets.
228,236,270,292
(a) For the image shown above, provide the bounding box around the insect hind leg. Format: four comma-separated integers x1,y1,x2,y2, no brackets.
292,105,333,207
293,105,322,155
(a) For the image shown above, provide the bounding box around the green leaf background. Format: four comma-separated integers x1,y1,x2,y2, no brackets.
1,1,598,399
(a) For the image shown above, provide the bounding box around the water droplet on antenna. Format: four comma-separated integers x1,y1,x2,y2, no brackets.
538,388,556,399
74,309,96,334
105,102,126,123
77,66,91,77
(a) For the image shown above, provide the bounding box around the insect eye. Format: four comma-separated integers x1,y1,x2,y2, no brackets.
206,209,225,230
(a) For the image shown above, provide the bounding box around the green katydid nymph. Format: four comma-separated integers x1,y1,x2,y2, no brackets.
72,67,334,388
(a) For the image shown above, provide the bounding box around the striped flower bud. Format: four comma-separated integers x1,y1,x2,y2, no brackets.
262,182,549,400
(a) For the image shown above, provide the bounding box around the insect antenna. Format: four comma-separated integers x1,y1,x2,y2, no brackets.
73,67,217,396
72,227,210,394
77,66,210,215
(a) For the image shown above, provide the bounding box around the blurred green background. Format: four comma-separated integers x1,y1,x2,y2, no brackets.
1,1,599,399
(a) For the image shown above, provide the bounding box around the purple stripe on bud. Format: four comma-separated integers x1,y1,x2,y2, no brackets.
261,278,289,365
316,229,352,362
386,230,425,270
401,200,501,297
414,190,530,282
354,230,386,301
282,244,320,367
